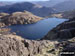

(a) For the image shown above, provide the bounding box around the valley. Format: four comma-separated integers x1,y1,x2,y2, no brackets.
0,0,75,56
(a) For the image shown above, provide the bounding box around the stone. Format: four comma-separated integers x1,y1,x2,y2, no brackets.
0,34,54,56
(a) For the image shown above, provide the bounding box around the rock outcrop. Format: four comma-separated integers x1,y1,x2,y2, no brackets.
0,22,6,27
0,12,9,19
0,34,58,56
1,11,43,26
52,37,75,56
43,17,75,40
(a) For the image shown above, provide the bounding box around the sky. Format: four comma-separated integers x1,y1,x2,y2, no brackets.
0,0,49,1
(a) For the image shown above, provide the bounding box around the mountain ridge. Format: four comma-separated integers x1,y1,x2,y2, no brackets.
53,0,75,12
0,2,56,17
32,0,66,7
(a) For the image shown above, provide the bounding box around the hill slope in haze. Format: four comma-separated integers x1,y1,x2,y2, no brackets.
49,10,75,19
53,0,75,12
0,2,56,17
32,0,66,7
0,1,14,6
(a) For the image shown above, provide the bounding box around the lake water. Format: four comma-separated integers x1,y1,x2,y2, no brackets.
5,18,67,40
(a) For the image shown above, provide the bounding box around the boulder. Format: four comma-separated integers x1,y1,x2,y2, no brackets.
0,22,5,27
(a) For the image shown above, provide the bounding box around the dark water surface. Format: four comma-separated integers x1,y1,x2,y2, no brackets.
5,18,67,40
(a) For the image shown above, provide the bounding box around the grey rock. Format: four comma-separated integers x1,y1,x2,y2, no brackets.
0,34,51,56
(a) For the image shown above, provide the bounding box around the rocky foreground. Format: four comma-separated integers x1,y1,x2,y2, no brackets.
0,11,43,27
0,34,59,56
0,33,75,56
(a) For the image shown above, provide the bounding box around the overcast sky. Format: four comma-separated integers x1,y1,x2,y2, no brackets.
0,0,50,1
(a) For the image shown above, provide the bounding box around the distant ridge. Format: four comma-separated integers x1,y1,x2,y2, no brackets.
0,2,56,17
32,0,66,7
0,1,14,6
49,10,75,19
53,0,75,12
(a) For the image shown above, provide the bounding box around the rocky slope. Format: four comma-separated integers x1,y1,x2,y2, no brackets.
41,17,75,56
0,31,75,56
54,37,75,56
0,12,9,19
0,11,43,26
43,17,75,40
0,34,59,56
0,22,5,27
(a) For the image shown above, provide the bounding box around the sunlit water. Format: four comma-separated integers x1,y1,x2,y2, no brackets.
5,18,67,40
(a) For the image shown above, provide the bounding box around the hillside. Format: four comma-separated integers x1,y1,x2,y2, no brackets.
43,17,75,40
53,0,75,12
0,2,56,17
49,10,75,19
0,34,54,56
1,11,43,26
0,1,14,6
0,12,9,18
32,0,66,7
42,17,75,54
